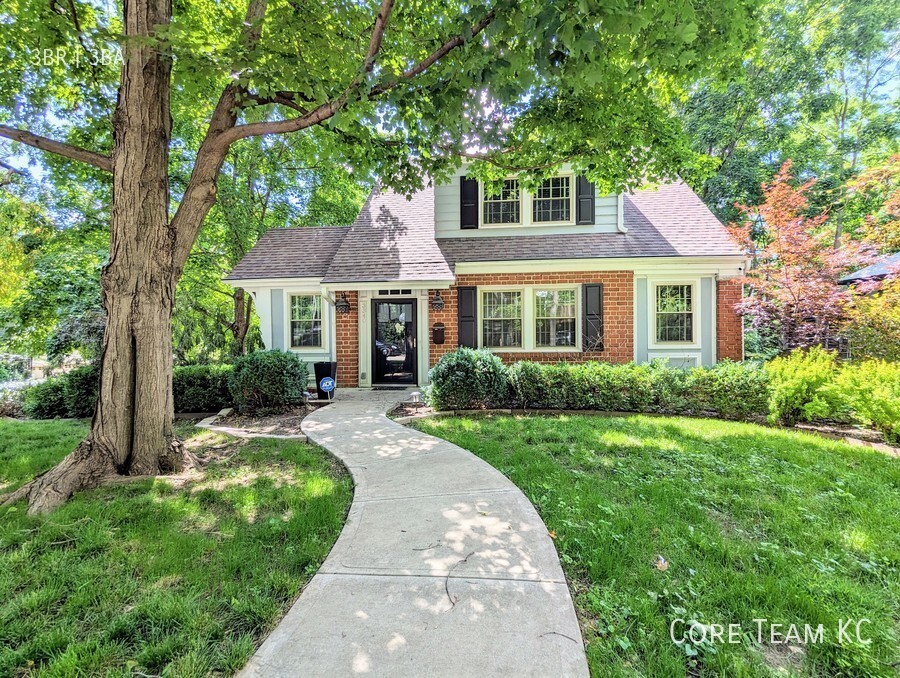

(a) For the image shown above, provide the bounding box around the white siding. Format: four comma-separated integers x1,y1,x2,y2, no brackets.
434,165,621,238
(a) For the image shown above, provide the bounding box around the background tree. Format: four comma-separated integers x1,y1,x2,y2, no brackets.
730,162,873,354
682,0,899,229
0,0,758,512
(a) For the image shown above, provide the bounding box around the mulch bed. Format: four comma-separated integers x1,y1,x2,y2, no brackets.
388,402,435,420
216,405,323,436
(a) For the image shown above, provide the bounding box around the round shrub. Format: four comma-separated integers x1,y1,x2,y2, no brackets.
62,365,100,418
767,347,839,425
427,348,510,410
22,379,68,419
228,350,308,412
173,364,233,413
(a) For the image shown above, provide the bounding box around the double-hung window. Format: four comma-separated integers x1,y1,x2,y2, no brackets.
482,291,523,348
535,289,577,347
532,176,572,223
655,284,694,343
482,179,521,225
290,294,322,348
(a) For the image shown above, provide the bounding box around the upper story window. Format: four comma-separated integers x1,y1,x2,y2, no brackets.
482,179,521,225
290,294,322,348
532,176,572,223
482,290,523,348
655,284,694,343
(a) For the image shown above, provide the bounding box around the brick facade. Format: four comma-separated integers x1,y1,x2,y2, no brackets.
428,271,634,368
334,291,359,387
716,278,743,361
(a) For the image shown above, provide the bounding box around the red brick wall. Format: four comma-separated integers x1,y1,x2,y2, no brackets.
428,271,634,368
334,291,359,387
716,279,743,361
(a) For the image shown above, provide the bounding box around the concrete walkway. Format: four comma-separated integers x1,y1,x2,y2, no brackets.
240,389,589,678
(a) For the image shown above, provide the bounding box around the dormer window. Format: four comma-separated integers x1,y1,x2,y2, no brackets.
533,176,572,223
482,179,521,225
461,172,594,229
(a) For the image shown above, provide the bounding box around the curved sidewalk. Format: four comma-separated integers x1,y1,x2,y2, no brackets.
240,390,589,677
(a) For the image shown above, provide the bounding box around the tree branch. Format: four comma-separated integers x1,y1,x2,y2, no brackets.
0,125,112,172
219,7,495,144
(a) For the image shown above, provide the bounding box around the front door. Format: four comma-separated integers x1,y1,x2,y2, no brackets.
372,300,417,385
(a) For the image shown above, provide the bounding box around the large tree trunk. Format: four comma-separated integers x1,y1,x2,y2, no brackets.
5,0,184,514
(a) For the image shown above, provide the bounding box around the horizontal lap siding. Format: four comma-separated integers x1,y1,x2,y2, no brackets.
428,271,634,368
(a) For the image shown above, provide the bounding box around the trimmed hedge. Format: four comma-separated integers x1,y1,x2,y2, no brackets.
228,350,308,413
172,364,233,413
22,379,69,419
503,358,768,420
426,348,510,410
429,347,900,443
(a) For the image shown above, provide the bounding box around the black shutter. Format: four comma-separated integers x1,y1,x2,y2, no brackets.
458,286,478,348
575,176,595,225
583,284,603,351
460,176,479,229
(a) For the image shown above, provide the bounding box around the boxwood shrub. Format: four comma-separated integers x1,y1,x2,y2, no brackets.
173,364,233,413
228,350,308,412
22,379,69,419
62,365,100,418
426,348,510,410
432,350,771,421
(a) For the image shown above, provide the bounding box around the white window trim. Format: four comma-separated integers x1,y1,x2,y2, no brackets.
649,280,700,349
284,291,329,352
480,178,522,227
477,284,582,352
479,173,576,229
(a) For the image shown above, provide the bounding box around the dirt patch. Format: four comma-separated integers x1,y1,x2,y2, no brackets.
757,641,806,673
795,423,899,458
388,402,434,420
216,406,321,436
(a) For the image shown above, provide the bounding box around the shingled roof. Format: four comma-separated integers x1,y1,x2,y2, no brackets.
321,186,454,283
226,180,743,283
224,226,348,280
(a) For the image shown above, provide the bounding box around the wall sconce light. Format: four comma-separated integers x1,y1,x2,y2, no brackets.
335,292,352,315
431,290,445,311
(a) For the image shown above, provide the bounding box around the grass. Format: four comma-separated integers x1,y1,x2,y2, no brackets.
0,419,352,676
0,419,89,492
415,414,900,677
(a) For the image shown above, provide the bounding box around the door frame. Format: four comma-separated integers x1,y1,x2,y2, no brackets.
371,298,418,385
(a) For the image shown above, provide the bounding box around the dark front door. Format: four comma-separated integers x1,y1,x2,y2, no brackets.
372,300,417,385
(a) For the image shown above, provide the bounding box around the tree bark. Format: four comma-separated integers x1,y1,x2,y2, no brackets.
232,287,253,356
4,0,183,514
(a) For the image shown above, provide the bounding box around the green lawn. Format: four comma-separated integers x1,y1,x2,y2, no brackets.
415,414,900,677
0,420,352,676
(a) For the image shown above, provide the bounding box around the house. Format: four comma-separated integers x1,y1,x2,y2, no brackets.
839,252,900,286
225,168,747,388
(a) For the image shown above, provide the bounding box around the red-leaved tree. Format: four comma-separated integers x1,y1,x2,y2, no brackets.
729,161,873,353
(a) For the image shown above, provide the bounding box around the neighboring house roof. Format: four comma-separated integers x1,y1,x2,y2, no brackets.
226,180,743,283
839,252,900,284
322,187,454,283
224,226,349,280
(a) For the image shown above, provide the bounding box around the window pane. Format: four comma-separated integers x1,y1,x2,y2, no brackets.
535,288,577,347
536,318,576,347
655,285,693,342
483,179,520,224
290,295,322,347
291,295,321,321
532,176,571,223
482,291,522,347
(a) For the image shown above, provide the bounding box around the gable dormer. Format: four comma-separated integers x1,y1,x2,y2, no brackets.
434,166,624,238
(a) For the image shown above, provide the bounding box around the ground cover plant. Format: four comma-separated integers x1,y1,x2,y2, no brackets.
0,419,351,675
415,414,900,676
